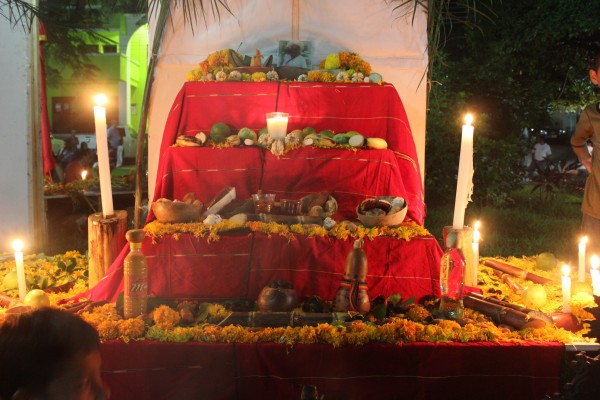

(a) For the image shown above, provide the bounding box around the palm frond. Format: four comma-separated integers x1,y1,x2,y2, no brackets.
148,0,233,33
0,0,39,31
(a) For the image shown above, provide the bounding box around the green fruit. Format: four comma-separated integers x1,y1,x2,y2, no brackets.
332,133,349,144
346,130,361,137
324,53,341,70
522,284,547,308
302,127,316,136
24,289,50,308
237,127,257,142
2,270,18,290
258,126,269,137
210,122,232,143
535,252,557,271
319,129,335,138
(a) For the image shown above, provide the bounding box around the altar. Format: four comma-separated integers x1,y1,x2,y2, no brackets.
85,81,442,303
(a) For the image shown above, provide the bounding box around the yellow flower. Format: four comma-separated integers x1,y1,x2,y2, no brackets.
152,305,181,330
251,72,267,82
406,304,431,322
118,318,146,339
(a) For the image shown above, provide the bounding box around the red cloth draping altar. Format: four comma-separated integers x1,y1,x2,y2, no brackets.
85,232,442,302
157,81,425,224
153,146,414,222
100,340,564,400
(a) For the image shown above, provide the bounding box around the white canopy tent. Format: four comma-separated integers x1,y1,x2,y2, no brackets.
147,0,428,202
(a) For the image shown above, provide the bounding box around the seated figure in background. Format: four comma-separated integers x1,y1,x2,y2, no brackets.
0,308,110,400
64,149,95,183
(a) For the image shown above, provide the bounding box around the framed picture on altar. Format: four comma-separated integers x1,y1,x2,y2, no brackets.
278,40,313,69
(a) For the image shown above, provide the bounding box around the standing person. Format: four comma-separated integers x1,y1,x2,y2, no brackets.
528,135,552,178
107,119,123,168
571,47,600,255
0,308,110,399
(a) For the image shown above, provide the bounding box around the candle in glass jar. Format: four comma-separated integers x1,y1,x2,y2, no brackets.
13,240,27,301
93,94,114,217
266,112,289,140
452,114,474,229
591,255,600,296
561,264,571,313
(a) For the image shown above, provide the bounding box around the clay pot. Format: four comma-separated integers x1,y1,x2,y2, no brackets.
257,281,298,312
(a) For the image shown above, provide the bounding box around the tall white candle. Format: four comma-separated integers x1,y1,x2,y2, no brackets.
266,112,289,140
578,236,588,282
591,255,600,296
93,94,114,217
472,220,481,285
561,264,571,313
13,240,26,301
453,114,474,229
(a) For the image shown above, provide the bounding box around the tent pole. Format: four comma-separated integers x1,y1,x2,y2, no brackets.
133,0,171,229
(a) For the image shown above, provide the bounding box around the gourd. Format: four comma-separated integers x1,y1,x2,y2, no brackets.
333,238,370,313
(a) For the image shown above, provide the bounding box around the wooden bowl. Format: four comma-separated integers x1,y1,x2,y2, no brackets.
152,199,203,223
357,196,407,227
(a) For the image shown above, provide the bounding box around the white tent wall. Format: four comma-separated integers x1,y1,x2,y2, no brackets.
0,20,41,251
148,0,428,202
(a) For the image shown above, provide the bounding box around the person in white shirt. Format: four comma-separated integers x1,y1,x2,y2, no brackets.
528,135,552,178
282,42,307,69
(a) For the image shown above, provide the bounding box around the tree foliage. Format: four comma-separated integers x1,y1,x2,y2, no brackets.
425,0,600,208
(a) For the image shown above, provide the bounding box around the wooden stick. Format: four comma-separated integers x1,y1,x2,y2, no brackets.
483,259,553,284
463,295,547,330
493,270,525,294
216,311,348,327
134,1,171,228
466,292,552,323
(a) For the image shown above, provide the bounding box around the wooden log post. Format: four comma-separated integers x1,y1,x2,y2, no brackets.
88,210,128,288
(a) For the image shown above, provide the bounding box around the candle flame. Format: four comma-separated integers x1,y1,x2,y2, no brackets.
474,220,480,231
580,236,588,245
465,114,473,126
12,240,23,252
94,94,108,107
562,264,570,277
592,255,599,270
473,230,481,243
81,170,87,180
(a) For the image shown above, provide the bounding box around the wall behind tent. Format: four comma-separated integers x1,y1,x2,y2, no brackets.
148,0,428,202
0,20,35,251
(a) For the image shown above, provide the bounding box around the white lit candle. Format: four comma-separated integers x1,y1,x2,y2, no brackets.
452,114,474,229
591,255,600,296
81,170,87,180
266,112,289,140
472,220,481,285
561,264,571,313
578,236,588,282
93,94,114,217
13,240,26,301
